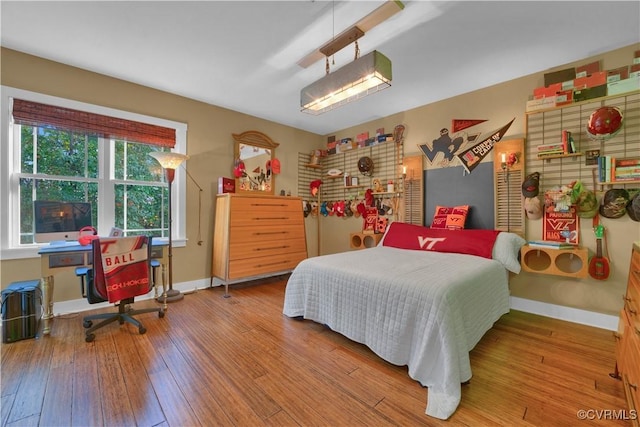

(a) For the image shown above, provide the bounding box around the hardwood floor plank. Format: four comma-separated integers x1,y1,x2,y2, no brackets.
0,278,631,427
116,330,167,427
71,332,104,427
95,329,137,426
0,339,35,397
5,330,54,424
0,394,14,427
151,318,266,425
41,364,74,426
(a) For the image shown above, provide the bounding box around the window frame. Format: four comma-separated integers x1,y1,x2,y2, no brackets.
0,86,188,260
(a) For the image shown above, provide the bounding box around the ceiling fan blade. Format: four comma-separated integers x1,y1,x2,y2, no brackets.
297,0,404,69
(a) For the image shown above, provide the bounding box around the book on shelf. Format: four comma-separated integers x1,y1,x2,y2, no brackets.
614,175,640,182
616,158,640,167
568,135,577,153
599,156,640,182
528,240,576,249
561,130,570,154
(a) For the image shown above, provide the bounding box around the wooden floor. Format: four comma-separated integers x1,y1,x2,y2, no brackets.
1,276,631,427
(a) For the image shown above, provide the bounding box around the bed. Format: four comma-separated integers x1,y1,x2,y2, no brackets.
283,222,525,420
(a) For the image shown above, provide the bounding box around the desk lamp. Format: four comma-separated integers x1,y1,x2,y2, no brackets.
149,151,189,302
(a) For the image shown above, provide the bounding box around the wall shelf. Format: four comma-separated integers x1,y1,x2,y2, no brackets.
298,140,403,203
350,232,383,250
525,90,639,193
537,152,583,161
520,245,589,278
371,191,402,196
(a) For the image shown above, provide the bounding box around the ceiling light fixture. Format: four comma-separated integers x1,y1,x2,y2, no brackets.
300,49,392,115
299,1,401,115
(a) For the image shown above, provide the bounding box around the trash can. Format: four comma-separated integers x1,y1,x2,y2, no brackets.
1,280,42,343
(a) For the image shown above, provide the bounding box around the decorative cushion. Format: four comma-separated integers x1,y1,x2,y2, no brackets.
430,205,469,230
380,222,525,273
382,222,499,259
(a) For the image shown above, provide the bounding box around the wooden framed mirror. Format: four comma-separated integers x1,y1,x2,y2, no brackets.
233,131,279,195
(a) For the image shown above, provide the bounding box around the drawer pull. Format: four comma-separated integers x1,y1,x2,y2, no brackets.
255,245,289,251
623,300,637,315
253,217,289,221
254,231,288,236
250,203,288,207
630,383,638,391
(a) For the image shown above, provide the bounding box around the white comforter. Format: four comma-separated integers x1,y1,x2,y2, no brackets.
282,246,510,420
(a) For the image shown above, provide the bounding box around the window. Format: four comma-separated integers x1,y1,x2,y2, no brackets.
1,86,188,260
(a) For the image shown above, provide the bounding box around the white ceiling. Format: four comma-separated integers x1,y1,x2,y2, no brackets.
1,1,639,136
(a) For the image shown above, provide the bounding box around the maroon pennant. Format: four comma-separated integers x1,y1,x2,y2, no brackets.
457,118,515,174
451,119,487,133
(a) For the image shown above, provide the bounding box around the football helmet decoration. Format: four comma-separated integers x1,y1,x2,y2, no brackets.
587,106,623,141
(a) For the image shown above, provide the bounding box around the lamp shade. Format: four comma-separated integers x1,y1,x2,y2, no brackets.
149,151,189,169
301,50,392,115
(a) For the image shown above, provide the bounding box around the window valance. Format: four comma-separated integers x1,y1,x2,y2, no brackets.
11,98,175,148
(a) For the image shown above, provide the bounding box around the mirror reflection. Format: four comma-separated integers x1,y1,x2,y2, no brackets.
238,144,272,192
233,130,279,195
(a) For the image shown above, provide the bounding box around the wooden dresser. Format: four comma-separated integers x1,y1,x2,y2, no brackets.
615,242,640,425
212,194,307,296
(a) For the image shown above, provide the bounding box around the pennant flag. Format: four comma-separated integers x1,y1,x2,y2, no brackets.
457,118,515,174
452,119,487,133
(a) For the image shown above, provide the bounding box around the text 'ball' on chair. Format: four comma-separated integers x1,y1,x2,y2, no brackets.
77,236,164,342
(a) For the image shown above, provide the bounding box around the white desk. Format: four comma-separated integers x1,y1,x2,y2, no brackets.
38,240,168,335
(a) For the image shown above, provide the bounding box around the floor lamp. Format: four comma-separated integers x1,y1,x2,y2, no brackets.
149,151,189,303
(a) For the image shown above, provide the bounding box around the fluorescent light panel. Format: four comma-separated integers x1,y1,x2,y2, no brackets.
300,50,392,115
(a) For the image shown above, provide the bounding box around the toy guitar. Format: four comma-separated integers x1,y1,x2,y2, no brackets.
588,224,610,280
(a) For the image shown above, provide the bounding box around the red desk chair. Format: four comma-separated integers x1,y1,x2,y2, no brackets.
79,236,164,342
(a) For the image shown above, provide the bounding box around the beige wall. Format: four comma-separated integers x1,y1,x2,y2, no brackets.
0,47,322,302
2,43,639,317
322,43,640,317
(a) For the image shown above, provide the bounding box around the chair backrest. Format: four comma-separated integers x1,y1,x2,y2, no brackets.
90,236,151,304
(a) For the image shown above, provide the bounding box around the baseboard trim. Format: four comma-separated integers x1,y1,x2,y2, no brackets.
510,296,618,331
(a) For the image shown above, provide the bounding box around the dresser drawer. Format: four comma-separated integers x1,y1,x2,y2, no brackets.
228,251,307,280
617,309,630,373
229,237,307,261
230,224,303,244
230,196,301,213
625,276,640,322
629,249,640,299
230,209,303,228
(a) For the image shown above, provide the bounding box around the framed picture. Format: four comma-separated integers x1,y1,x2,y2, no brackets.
351,177,358,186
543,206,579,245
585,149,600,166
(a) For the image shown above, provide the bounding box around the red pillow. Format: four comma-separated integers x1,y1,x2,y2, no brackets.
431,205,469,230
382,222,499,259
